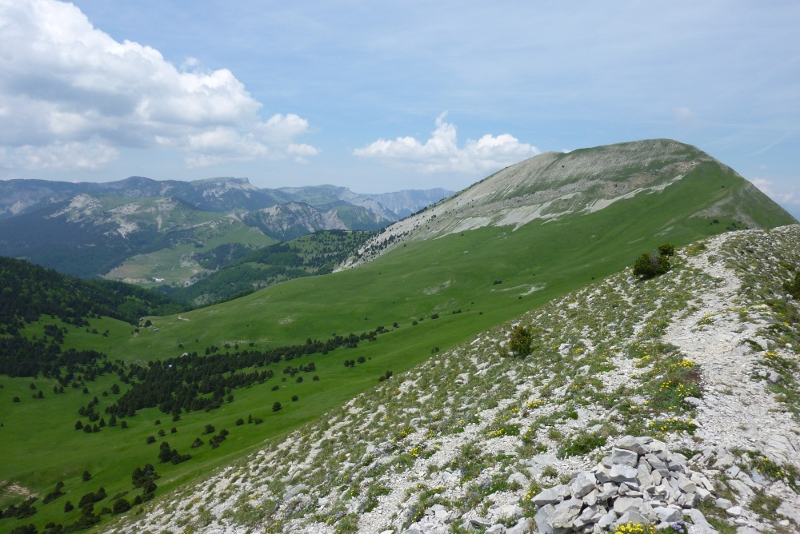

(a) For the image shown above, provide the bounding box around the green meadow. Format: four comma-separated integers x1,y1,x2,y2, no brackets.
0,161,794,532
104,219,277,287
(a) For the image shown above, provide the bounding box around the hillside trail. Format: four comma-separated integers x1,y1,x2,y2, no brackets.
664,233,799,462
663,231,800,527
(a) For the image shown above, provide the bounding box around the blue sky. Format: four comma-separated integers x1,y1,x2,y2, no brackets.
0,1,798,218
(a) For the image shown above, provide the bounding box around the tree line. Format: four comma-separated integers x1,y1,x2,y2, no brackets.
107,326,393,417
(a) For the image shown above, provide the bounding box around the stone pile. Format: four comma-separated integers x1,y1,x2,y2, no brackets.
533,436,718,534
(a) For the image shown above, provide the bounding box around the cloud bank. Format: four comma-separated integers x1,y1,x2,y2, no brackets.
354,113,539,173
0,0,316,170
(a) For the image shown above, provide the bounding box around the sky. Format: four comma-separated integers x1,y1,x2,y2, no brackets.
0,0,798,219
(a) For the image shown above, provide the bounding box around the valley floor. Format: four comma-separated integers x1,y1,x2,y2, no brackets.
107,226,800,534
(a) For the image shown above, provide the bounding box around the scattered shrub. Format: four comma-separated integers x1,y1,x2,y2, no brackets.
633,247,672,279
208,429,229,449
112,498,131,514
509,324,533,357
658,242,675,256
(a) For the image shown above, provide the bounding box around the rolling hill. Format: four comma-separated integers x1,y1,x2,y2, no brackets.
0,139,795,534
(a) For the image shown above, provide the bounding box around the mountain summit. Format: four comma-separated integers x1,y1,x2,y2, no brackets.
346,139,793,267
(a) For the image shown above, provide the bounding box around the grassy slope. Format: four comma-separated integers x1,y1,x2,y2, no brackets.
0,161,795,532
104,220,276,287
163,230,373,305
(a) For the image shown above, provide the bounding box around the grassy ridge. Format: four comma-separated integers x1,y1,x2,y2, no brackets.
0,160,795,532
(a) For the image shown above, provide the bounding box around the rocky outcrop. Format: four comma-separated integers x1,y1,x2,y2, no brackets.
532,436,716,534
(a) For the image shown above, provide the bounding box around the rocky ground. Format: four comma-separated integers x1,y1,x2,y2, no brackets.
109,226,800,534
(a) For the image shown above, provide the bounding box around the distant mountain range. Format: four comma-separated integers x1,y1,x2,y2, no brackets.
0,176,452,222
0,176,453,279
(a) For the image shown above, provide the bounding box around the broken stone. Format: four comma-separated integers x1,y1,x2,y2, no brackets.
583,489,599,506
653,506,682,522
615,510,646,527
611,447,640,467
610,464,638,484
534,504,555,534
595,465,612,484
685,508,715,534
679,491,700,508
506,518,533,534
646,454,670,476
639,501,657,523
613,496,643,515
726,506,743,517
549,498,584,534
597,511,616,530
470,516,492,528
677,474,697,493
571,471,598,498
725,465,741,479
696,487,712,502
715,498,733,510
616,435,648,455
532,486,563,506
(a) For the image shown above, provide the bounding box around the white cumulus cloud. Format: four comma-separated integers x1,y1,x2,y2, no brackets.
751,177,797,205
0,0,317,169
354,112,539,173
0,142,120,170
